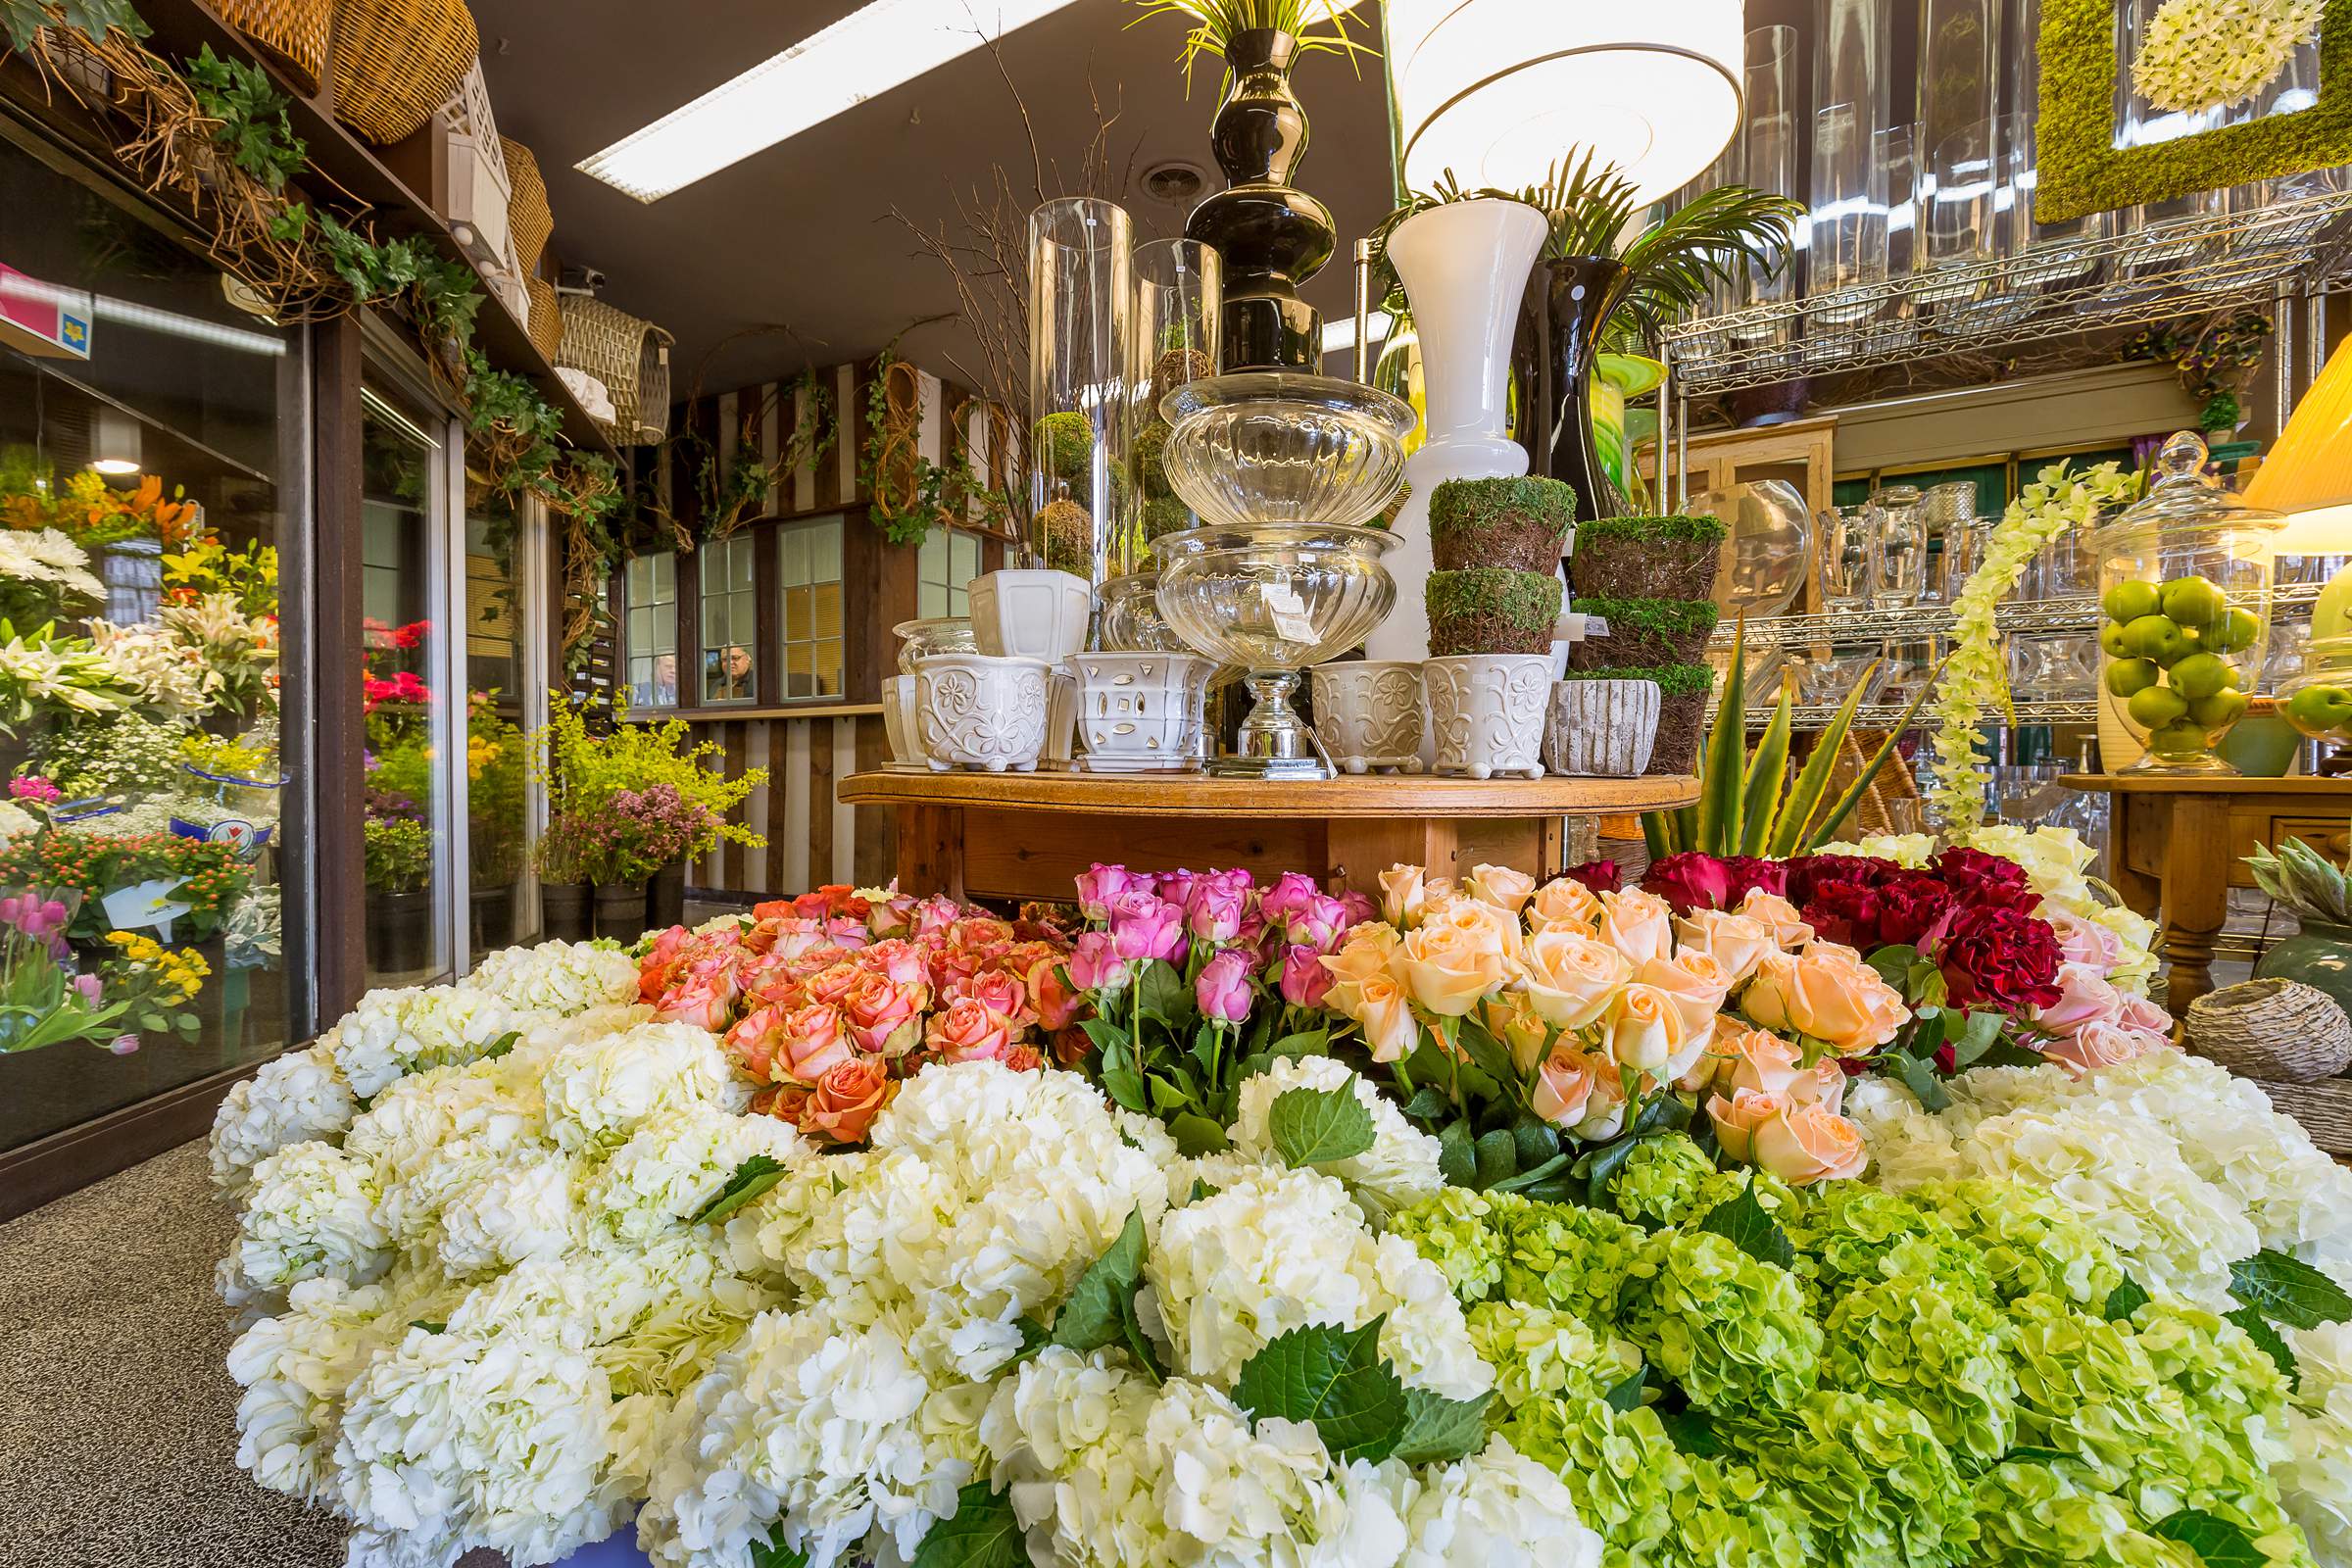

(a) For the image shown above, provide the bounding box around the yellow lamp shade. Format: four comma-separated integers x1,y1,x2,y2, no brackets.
2247,335,2352,556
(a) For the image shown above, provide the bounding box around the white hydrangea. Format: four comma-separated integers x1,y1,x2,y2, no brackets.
640,1304,969,1568
1228,1055,1444,1220
2278,1406,2352,1568
227,1276,402,1506
329,986,544,1101
1814,834,1936,868
589,1103,812,1245
465,940,642,1017
230,1142,392,1295
211,1043,357,1195
1143,1164,1491,1400
1141,1376,1366,1568
436,1148,586,1276
540,1021,747,1151
981,1347,1170,1568
1398,1436,1601,1568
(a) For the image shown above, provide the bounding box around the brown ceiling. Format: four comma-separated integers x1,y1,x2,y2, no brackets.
467,0,1399,398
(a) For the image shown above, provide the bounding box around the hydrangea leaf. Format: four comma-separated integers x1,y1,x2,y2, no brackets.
1657,1405,1722,1455
2224,1305,2300,1387
1402,1086,1453,1123
1391,1387,1494,1465
1233,1317,1408,1463
479,1030,521,1061
1269,1029,1330,1058
1605,1365,1648,1412
1135,959,1195,1027
912,1483,1025,1568
2103,1275,2152,1321
752,1529,811,1568
689,1154,789,1227
1698,1178,1797,1269
2230,1249,2352,1329
1271,1085,1375,1167
1050,1206,1149,1354
1439,1119,1476,1188
2001,1446,2073,1465
1884,1048,1953,1113
409,1319,446,1334
1475,1129,1518,1188
1168,1111,1229,1155
2152,1508,2267,1568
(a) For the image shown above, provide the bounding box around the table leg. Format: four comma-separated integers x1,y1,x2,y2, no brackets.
895,804,965,902
2156,796,2226,1015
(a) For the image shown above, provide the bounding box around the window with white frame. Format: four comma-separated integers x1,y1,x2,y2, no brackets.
917,526,983,618
700,533,758,704
779,516,844,698
623,552,677,708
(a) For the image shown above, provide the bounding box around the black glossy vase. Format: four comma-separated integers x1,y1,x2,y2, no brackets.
1184,28,1336,373
1511,256,1632,524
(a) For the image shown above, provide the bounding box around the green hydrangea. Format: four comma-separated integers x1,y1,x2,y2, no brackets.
1500,1395,1686,1568
2004,1293,2172,1485
1391,1186,1509,1303
1674,1450,1820,1568
1617,1228,1821,1419
1973,1459,2197,1568
2127,1298,2293,1465
2121,1415,2313,1568
1824,1266,2019,1466
1906,1177,2125,1308
1466,1299,1644,1410
1606,1134,1747,1228
1496,1196,1646,1325
1781,1184,1983,1302
1730,1389,1978,1568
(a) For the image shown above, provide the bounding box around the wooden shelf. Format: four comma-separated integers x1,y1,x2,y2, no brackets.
839,769,1699,819
2062,772,2352,796
131,0,616,457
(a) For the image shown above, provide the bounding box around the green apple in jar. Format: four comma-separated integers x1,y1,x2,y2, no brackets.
2127,685,2189,730
2101,580,2162,624
2160,574,2228,628
2284,682,2352,738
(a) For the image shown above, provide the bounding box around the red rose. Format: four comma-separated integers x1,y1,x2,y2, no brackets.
1799,880,1884,950
1935,905,2065,1011
1875,872,1956,949
1722,857,1791,903
1932,847,2040,912
1789,855,1901,903
1642,853,1736,913
1558,859,1623,896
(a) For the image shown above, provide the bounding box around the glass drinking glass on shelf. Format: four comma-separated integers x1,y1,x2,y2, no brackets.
1876,633,1944,706
1817,504,1873,611
1921,480,1979,604
1799,645,1888,706
1870,122,1923,353
2007,632,2098,700
1808,102,1885,324
1922,122,1998,314
1131,238,1221,571
1730,26,1800,348
2023,521,2097,601
1868,483,1928,607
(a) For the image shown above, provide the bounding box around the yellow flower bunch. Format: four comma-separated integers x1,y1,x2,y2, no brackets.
466,732,502,781
106,929,165,965
104,928,210,1001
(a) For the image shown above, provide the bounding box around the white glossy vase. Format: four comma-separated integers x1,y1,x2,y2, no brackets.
1367,198,1551,666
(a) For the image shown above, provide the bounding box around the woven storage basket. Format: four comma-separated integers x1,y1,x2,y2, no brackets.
328,0,478,145
557,297,675,444
525,275,563,362
2185,978,2352,1082
502,136,553,274
217,0,330,95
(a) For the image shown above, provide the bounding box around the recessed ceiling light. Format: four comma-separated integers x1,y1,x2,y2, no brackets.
578,0,1088,203
1141,161,1207,207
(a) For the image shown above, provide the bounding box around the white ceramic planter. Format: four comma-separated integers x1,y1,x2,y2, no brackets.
1424,654,1550,779
1366,200,1551,669
1044,667,1080,765
881,673,926,768
1311,661,1425,774
1074,652,1210,771
970,568,1092,663
914,654,1053,773
1545,678,1661,777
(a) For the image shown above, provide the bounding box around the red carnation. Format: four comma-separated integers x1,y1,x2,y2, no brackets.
1722,857,1791,903
1789,854,1902,903
1935,904,2065,1011
1875,872,1957,949
1800,879,1885,950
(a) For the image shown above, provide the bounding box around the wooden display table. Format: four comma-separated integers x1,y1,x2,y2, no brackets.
837,771,1700,903
2061,772,2352,1013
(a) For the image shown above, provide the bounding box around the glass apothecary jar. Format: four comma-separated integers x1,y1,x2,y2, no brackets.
2092,431,2281,772
2279,632,2352,748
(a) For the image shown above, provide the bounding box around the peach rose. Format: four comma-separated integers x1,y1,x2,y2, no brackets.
925,995,1016,1063
2038,1019,2164,1076
1522,926,1632,1030
801,1057,894,1145
1705,1086,1781,1162
1320,924,1402,1013
845,974,930,1057
1714,1023,1805,1097
1025,952,1087,1032
1379,865,1427,930
1464,862,1537,915
1528,875,1604,934
1482,989,1552,1074
1790,1056,1848,1115
799,960,866,1009
1533,1046,1627,1139
1737,889,1816,948
724,1003,854,1086
1352,970,1421,1063
1602,982,1694,1078
1596,889,1674,966
1636,950,1732,1038
1752,1101,1868,1184
1740,944,1906,1056
1674,908,1779,987
1396,922,1511,1016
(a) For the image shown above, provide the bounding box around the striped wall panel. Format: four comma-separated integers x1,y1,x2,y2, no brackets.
680,711,893,901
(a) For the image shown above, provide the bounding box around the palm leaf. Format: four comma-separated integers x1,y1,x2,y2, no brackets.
1605,185,1804,348
1127,0,1374,90
1765,662,1882,857
1739,675,1794,856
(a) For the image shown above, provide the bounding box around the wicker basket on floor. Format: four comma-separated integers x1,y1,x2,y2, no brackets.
525,275,563,362
216,0,329,95
2185,978,2352,1082
501,135,553,274
328,0,478,145
557,297,674,444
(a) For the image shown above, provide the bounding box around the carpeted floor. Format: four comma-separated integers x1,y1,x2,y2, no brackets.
0,1138,351,1568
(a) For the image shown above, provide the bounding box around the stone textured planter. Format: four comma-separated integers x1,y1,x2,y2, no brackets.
969,568,1092,663
915,654,1052,773
1545,678,1660,776
1075,653,1210,771
1423,655,1548,779
1311,660,1425,774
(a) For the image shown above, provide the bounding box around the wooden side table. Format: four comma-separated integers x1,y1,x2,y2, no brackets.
2060,773,2352,1014
835,772,1700,904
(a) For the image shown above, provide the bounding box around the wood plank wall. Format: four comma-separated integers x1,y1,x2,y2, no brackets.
683,709,893,900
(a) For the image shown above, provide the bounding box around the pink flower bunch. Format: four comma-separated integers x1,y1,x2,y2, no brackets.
0,890,72,963
8,775,60,805
2023,958,2172,1075
1067,863,1371,1028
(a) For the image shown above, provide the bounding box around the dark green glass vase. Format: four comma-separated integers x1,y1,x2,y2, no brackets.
2255,919,2352,1022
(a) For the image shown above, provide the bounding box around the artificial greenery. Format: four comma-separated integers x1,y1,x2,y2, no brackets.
1426,568,1564,631
1576,514,1728,548
1566,594,1722,637
1564,663,1714,696
863,346,1015,549
2121,313,2272,432
0,0,144,52
1428,475,1578,538
2034,0,2352,221
183,44,305,191
1036,411,1096,482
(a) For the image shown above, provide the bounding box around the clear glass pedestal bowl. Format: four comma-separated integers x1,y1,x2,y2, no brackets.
1154,372,1416,780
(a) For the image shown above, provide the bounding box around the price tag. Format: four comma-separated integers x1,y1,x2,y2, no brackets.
1557,612,1610,643
1261,578,1318,645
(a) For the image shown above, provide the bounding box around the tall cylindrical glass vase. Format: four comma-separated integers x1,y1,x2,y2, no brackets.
1029,197,1136,588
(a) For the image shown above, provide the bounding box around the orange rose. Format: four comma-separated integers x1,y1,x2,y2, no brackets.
1379,865,1427,930
1529,875,1604,934
1523,926,1631,1030
800,1057,894,1145
1396,922,1511,1016
1596,889,1674,966
1352,970,1420,1063
1674,908,1779,987
1464,862,1536,915
1533,1045,1627,1139
1321,924,1401,1013
1636,950,1732,1038
1602,982,1693,1077
1737,889,1816,948
1740,945,1907,1056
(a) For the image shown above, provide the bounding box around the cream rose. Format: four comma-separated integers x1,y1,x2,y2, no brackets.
1533,1045,1625,1139
1321,923,1401,1013
1464,862,1537,915
1596,889,1674,966
1426,895,1527,974
1379,865,1427,930
1482,989,1552,1075
1528,876,1603,933
1737,889,1816,948
1602,982,1694,1079
1396,923,1509,1016
1636,950,1732,1038
1674,908,1779,986
1740,944,1906,1056
1715,1023,1804,1096
1706,1086,1864,1182
1522,927,1632,1031
1352,971,1421,1063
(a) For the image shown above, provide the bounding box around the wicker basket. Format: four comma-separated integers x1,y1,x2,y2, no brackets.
525,275,563,362
501,136,552,274
328,0,476,145
216,0,330,95
2185,978,2352,1082
557,296,675,444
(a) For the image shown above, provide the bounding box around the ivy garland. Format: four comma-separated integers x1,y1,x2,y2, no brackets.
860,344,1017,550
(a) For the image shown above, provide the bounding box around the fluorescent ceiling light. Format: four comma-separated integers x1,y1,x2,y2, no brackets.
578,0,1087,203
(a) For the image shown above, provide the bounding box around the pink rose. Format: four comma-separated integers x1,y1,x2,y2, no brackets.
1259,871,1322,929
926,995,1016,1063
949,967,1033,1030
2117,993,2173,1038
1152,868,1200,910
2045,910,2127,975
914,896,961,936
1338,890,1377,928
1596,890,1675,966
1074,863,1139,921
725,1003,853,1085
655,964,739,1031
801,1057,894,1144
1533,1046,1626,1139
1674,909,1779,988
1278,943,1334,1009
1107,892,1188,963
1026,952,1087,1031
1187,873,1252,945
860,938,930,988
2039,1020,2167,1075
1067,930,1131,994
844,973,930,1056
799,960,866,1009
2030,962,2126,1040
822,915,869,951
1196,949,1254,1025
762,916,831,960
1288,894,1354,952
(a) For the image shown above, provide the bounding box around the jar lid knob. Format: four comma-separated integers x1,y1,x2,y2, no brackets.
2152,429,2212,488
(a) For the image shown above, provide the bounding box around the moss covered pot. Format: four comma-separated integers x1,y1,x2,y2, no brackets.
1429,475,1577,573
1427,568,1564,658
1565,593,1721,670
1570,514,1727,601
1568,664,1710,775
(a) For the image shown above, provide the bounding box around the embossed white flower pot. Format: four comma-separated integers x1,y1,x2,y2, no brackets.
1424,655,1549,779
1545,678,1661,777
914,654,1053,772
1044,667,1080,766
969,568,1093,663
1074,652,1211,771
1311,661,1425,774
